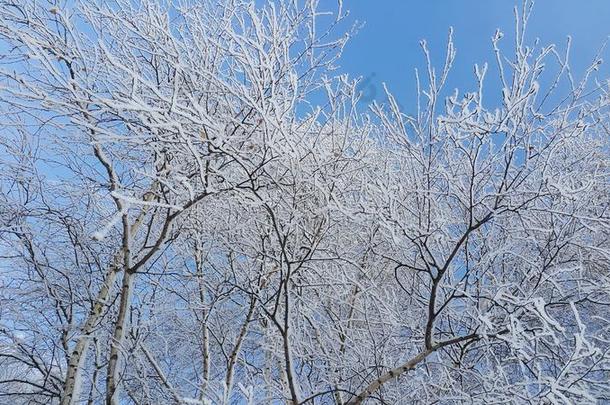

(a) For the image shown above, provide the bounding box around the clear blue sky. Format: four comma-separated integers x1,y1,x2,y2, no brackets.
337,1,610,111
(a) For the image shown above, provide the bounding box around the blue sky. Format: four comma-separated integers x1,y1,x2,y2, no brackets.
337,1,610,112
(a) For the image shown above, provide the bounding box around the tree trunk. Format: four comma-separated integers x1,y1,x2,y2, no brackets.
225,297,256,398
60,265,120,405
105,270,135,405
61,197,153,405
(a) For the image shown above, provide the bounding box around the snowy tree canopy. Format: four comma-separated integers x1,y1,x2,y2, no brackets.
0,0,609,404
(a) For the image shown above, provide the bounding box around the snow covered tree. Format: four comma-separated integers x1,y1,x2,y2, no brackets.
0,0,608,404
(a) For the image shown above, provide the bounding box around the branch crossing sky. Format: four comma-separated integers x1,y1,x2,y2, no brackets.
338,1,610,112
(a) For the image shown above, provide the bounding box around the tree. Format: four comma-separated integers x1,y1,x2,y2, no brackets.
0,0,609,404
